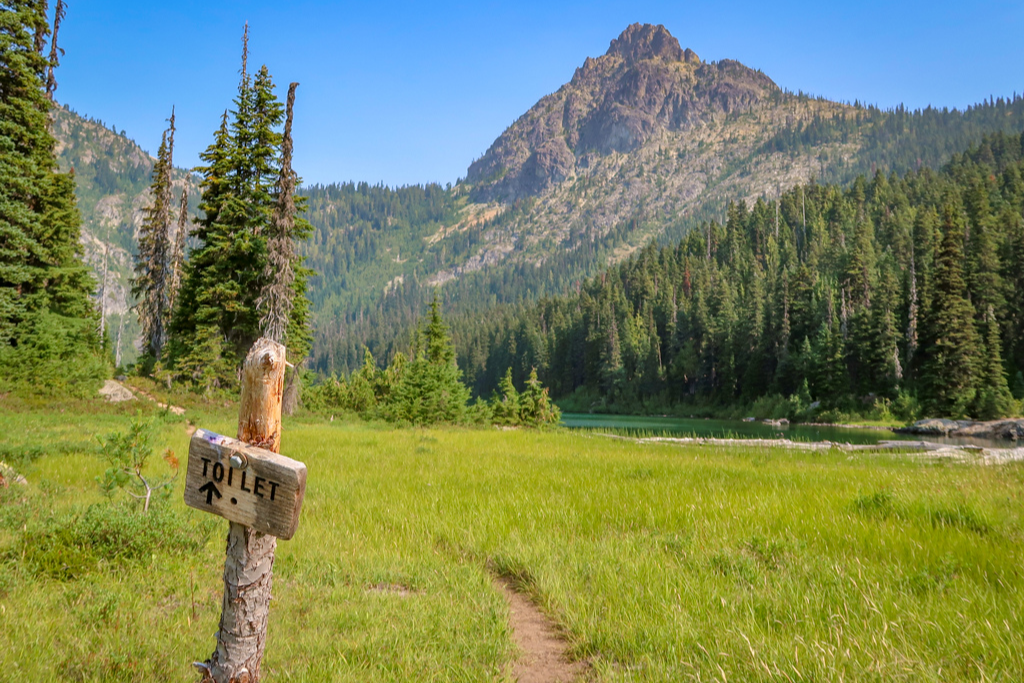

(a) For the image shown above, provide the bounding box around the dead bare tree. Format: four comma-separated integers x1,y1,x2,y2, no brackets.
256,82,299,344
169,184,191,314
132,108,176,360
45,0,66,101
256,84,301,414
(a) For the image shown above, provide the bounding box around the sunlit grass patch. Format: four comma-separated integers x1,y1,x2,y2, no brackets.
2,404,1023,681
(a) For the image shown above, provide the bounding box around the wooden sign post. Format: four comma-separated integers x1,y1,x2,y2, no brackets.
188,338,307,683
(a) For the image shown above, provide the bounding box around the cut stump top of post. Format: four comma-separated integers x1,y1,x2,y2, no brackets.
238,338,287,453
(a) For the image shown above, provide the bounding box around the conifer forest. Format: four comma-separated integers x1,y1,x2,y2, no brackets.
2,4,1023,426
455,133,1024,421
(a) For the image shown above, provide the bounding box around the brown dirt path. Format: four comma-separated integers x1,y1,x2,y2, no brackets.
120,381,186,415
496,578,586,683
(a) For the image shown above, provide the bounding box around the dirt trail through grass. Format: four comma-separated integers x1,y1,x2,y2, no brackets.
497,578,585,683
96,379,189,418
122,382,186,415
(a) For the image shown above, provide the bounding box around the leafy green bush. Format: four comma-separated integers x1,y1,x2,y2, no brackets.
892,391,922,422
747,394,791,420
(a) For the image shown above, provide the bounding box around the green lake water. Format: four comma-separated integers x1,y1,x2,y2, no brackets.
559,413,1006,448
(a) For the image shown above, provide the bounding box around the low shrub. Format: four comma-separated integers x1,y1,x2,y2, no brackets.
3,504,217,580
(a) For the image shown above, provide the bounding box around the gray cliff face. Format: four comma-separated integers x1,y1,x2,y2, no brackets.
466,23,778,202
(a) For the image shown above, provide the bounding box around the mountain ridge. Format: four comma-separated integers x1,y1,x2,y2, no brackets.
49,23,1024,375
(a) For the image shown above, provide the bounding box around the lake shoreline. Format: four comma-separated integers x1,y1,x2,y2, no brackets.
592,432,1024,464
560,413,1012,449
797,421,898,431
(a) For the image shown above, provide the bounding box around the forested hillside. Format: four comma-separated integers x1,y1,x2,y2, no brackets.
300,25,1024,376
50,24,1024,382
454,131,1024,420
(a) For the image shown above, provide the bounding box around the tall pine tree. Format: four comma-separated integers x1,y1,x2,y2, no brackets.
132,109,175,363
386,294,470,424
919,204,981,418
0,1,103,392
975,304,1017,419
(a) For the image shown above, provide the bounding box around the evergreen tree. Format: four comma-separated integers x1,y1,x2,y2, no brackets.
0,1,103,392
599,313,624,400
519,367,561,426
919,205,980,417
809,312,848,407
169,28,312,384
861,257,903,398
386,295,470,424
1000,207,1024,373
167,112,234,375
966,207,1004,319
132,110,175,362
173,324,235,395
491,367,520,425
168,185,189,315
975,304,1017,419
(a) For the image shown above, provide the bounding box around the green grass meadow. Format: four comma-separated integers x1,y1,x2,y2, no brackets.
1,397,1023,681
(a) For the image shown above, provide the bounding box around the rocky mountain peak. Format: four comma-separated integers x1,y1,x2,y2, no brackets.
466,24,775,202
606,23,699,65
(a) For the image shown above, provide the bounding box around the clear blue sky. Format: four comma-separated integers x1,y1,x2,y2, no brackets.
55,0,1024,187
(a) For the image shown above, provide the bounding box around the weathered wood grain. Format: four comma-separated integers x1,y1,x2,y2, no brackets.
195,337,292,683
184,429,306,540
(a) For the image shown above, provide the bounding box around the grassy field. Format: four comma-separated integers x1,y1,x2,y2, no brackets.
1,395,1023,682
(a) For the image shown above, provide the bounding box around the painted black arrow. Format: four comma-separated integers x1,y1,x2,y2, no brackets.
198,481,222,505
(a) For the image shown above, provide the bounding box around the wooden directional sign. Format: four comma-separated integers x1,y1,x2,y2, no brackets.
185,429,307,540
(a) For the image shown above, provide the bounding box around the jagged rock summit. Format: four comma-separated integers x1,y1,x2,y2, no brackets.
604,22,700,64
466,23,778,202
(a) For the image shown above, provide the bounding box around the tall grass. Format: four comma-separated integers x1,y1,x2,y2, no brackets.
1,401,1023,681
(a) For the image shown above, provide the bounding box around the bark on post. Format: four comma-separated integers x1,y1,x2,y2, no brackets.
199,338,287,683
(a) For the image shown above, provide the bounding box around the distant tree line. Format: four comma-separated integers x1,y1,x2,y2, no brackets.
305,295,560,427
455,131,1024,421
763,94,1024,184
